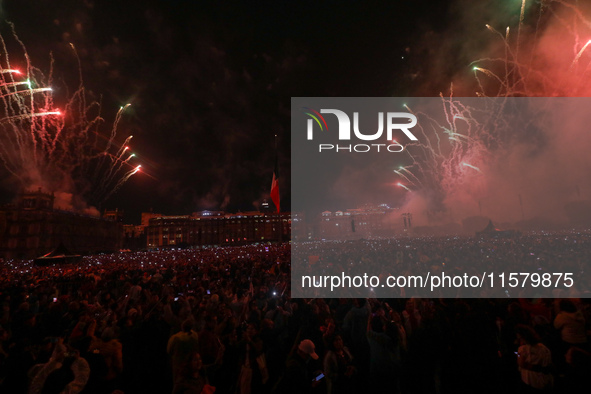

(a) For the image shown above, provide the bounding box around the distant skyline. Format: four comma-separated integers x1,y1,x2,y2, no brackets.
2,1,588,225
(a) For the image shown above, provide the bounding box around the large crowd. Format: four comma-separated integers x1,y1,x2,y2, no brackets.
0,233,589,393
293,231,591,298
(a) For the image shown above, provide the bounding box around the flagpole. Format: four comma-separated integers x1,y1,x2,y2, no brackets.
275,134,283,244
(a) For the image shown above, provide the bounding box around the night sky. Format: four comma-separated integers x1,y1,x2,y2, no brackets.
0,0,456,223
4,1,583,227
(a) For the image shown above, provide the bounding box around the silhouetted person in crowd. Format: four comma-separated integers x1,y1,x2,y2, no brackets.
168,319,199,383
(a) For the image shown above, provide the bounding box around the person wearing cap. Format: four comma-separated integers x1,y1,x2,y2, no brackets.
277,339,322,394
298,339,319,361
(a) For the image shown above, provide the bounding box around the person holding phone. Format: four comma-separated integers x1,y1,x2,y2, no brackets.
276,339,322,394
324,334,356,394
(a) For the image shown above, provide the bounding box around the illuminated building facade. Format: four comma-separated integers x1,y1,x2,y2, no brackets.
0,189,123,260
146,211,290,248
317,204,398,240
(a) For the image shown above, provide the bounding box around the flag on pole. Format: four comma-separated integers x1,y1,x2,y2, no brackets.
270,153,280,213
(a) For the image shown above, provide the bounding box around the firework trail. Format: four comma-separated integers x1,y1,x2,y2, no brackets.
395,0,591,220
396,98,496,209
461,162,482,173
397,166,423,186
394,169,416,186
570,39,591,69
103,165,141,202
469,0,591,97
0,29,139,211
397,182,411,192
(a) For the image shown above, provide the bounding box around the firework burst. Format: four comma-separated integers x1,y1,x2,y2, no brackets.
395,1,591,221
0,29,139,211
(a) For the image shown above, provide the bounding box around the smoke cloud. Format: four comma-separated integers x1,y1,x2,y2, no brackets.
397,1,591,228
